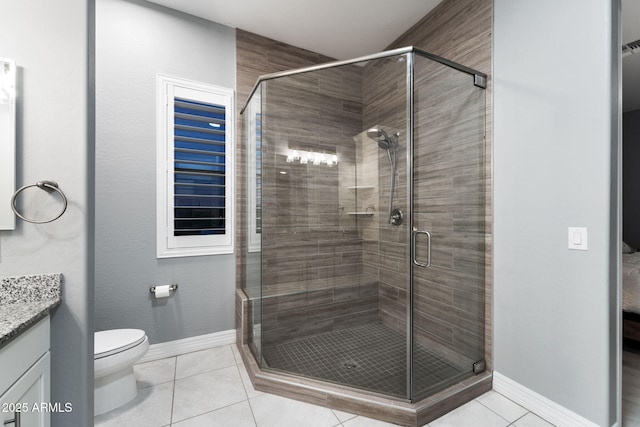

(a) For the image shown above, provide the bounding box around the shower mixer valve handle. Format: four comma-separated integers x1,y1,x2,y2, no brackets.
390,208,403,226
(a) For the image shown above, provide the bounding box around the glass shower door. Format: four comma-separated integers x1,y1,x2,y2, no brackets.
410,53,487,401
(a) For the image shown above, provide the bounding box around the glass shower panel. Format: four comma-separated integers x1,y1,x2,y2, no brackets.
245,82,263,362
411,54,486,400
256,55,411,399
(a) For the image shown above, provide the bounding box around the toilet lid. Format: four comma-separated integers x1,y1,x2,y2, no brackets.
95,329,146,359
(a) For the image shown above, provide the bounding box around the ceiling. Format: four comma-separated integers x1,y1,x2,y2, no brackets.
144,0,443,60
146,0,640,112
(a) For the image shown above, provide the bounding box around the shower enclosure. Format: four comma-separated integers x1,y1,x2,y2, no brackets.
242,46,487,405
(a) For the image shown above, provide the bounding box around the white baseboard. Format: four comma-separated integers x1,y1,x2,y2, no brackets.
493,372,601,427
138,329,236,364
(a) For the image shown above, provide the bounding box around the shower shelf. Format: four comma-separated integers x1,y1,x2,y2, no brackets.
347,186,375,190
347,211,374,217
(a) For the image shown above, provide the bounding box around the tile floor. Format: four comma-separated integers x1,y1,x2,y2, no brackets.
94,344,556,427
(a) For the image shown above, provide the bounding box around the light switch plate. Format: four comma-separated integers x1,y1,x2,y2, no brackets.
568,227,588,250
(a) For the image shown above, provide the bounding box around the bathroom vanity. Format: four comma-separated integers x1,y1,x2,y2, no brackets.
0,317,51,427
0,274,62,427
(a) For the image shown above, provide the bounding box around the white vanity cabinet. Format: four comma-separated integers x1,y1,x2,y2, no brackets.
0,317,51,427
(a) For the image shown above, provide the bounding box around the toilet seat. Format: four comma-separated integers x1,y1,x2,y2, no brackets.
95,329,146,359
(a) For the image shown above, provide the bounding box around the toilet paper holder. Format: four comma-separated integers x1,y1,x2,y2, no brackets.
149,284,178,294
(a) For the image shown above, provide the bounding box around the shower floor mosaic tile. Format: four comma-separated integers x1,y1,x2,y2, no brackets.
262,322,467,398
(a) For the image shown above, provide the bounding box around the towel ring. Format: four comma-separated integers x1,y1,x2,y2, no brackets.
11,180,68,224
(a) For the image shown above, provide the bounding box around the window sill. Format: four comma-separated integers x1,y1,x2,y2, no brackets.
157,246,234,258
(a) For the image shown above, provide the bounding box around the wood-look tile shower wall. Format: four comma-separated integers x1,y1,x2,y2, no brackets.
359,56,410,332
236,0,493,366
260,67,385,345
235,30,338,344
236,30,381,345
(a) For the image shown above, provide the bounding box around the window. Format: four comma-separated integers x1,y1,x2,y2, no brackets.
157,75,234,257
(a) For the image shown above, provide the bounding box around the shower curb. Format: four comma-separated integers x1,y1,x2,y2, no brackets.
238,342,492,427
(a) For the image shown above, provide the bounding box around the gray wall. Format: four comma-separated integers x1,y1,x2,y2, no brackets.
623,109,640,248
95,0,236,343
0,1,94,426
493,1,619,426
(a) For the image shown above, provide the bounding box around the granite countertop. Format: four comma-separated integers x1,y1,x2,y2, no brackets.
0,274,62,347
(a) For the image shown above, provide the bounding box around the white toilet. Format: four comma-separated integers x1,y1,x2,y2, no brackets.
94,329,149,416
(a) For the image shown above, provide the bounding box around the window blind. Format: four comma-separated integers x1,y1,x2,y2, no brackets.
173,97,226,236
255,113,262,234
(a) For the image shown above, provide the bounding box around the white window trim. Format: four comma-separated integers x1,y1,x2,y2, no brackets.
156,74,235,258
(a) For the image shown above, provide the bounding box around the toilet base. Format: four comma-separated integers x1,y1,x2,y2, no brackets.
95,366,138,416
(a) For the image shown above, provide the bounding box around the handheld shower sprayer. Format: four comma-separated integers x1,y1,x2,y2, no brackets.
366,128,402,226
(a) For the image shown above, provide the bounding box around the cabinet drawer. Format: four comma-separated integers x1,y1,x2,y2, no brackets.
0,317,49,394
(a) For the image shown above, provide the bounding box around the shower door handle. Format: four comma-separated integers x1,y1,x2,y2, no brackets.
412,229,431,267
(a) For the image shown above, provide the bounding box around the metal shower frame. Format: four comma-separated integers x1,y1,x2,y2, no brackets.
241,46,487,401
240,46,486,115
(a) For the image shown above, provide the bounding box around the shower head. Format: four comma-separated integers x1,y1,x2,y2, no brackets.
366,128,393,150
366,127,398,169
